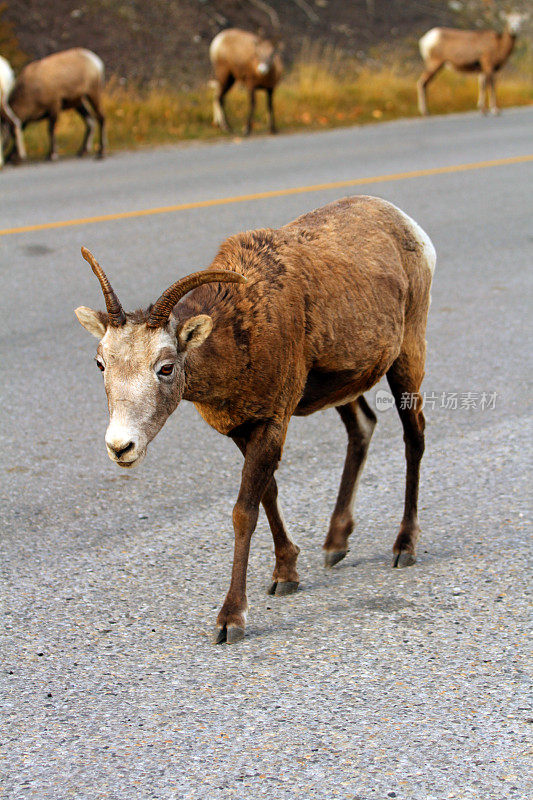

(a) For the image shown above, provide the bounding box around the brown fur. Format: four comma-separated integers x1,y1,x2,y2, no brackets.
8,48,105,161
77,195,435,643
209,28,283,135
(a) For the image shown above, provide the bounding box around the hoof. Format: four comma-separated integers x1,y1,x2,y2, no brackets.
213,624,245,644
324,550,348,567
268,580,299,597
392,551,417,568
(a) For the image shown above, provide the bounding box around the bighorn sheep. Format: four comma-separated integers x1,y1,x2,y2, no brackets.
210,28,283,135
7,47,105,161
0,55,25,166
75,195,436,643
417,12,527,115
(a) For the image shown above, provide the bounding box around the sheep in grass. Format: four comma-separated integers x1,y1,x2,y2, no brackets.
418,12,528,116
210,28,283,135
7,47,105,161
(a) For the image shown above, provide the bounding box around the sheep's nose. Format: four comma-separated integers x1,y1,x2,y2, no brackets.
105,426,138,462
108,440,135,460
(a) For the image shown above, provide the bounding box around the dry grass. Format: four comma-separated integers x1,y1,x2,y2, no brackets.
18,57,533,160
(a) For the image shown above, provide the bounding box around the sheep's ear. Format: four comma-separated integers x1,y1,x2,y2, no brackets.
178,314,213,350
75,306,108,338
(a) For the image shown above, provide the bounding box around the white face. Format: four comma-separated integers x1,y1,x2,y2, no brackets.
75,308,213,468
255,41,275,77
97,321,183,468
505,12,526,34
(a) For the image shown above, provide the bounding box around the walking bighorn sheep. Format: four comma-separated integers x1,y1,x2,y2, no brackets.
7,47,105,161
75,195,436,643
210,28,283,135
417,11,527,116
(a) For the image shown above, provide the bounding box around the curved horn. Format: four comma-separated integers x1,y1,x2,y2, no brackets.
147,270,247,328
81,247,126,327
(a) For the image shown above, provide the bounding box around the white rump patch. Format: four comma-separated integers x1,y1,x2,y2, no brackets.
0,56,15,96
81,49,105,77
389,202,437,276
257,62,269,75
419,28,441,61
209,32,226,62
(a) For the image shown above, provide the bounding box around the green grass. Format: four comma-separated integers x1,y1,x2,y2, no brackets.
19,61,533,160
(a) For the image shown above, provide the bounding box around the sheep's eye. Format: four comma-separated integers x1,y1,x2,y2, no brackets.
158,364,174,377
95,359,105,372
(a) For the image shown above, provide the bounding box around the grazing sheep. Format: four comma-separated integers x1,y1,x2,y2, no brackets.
7,47,106,161
210,28,283,135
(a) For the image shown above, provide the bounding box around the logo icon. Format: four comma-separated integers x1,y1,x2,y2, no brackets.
375,389,395,412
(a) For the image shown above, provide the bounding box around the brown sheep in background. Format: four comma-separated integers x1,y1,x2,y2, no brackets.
209,28,283,135
7,47,106,161
417,11,528,116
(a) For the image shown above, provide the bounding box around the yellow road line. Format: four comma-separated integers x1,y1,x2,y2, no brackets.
1,154,532,237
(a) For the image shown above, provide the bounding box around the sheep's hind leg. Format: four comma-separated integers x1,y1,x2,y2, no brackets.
232,436,300,597
75,100,95,157
386,357,426,568
85,95,106,157
2,105,26,161
323,397,376,567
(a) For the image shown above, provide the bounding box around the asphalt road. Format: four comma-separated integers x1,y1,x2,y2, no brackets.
1,108,532,800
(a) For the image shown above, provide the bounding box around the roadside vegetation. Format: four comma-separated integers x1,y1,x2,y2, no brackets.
10,38,533,160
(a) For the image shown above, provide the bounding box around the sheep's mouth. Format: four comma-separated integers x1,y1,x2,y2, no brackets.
113,450,146,469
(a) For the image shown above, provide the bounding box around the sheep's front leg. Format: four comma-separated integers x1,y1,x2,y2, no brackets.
232,435,300,597
214,421,285,644
487,74,499,115
263,477,300,595
477,73,488,114
245,85,256,136
47,113,59,161
267,87,277,134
